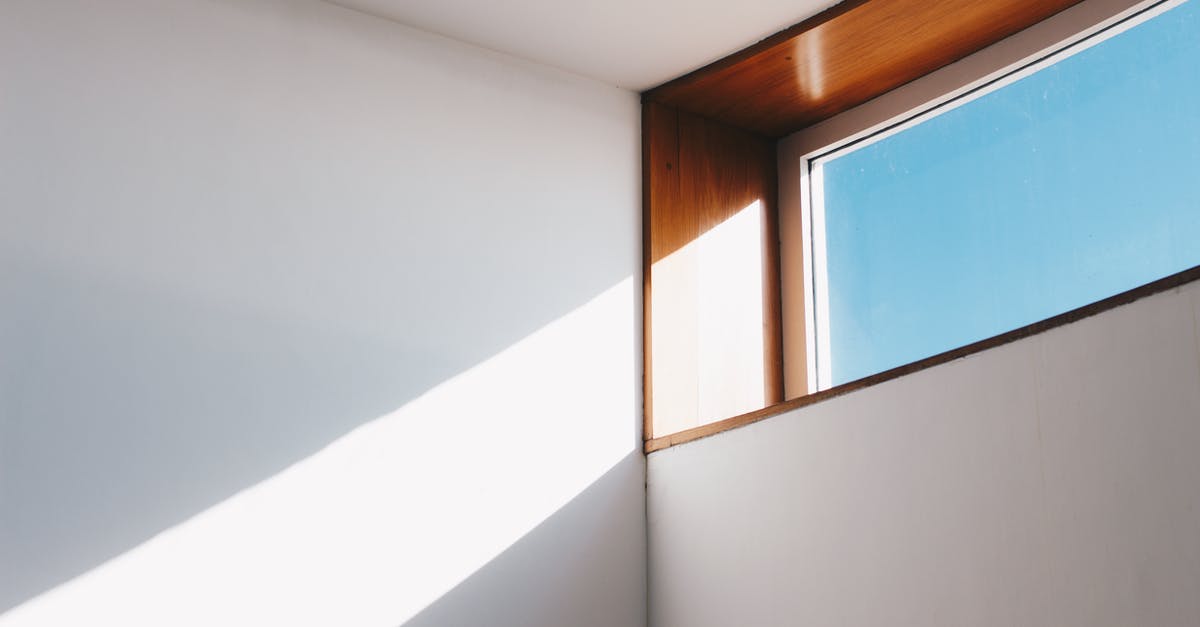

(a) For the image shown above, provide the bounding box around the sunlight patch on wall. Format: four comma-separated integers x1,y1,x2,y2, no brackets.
1,277,636,627
651,201,765,436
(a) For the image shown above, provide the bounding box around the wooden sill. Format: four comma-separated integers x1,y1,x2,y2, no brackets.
645,263,1200,454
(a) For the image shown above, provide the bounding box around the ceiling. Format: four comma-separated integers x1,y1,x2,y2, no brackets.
328,0,843,91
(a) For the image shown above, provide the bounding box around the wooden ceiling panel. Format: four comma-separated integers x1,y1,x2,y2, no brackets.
643,0,1086,137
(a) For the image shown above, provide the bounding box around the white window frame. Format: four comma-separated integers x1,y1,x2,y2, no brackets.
790,0,1187,393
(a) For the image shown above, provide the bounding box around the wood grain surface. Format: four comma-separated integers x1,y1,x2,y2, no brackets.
644,0,1086,137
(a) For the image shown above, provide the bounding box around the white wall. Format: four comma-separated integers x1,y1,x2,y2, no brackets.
648,279,1200,626
0,1,644,625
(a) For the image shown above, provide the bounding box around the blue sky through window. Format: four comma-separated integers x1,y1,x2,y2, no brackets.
817,0,1200,387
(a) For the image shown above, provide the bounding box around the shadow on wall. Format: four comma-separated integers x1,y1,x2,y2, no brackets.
1,259,459,609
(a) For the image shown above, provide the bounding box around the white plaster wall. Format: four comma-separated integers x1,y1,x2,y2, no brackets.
648,280,1200,626
0,1,644,625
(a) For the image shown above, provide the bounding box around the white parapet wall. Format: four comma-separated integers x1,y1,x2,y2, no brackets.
648,278,1200,626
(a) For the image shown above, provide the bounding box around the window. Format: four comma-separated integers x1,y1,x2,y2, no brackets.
645,0,1181,450
802,0,1200,390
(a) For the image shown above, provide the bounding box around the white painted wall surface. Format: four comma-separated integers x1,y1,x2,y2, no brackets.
648,281,1200,626
0,1,644,625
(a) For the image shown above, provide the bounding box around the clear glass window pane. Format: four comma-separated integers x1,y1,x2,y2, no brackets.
813,0,1200,387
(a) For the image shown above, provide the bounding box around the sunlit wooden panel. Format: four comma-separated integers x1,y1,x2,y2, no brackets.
644,0,1086,137
644,104,782,439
